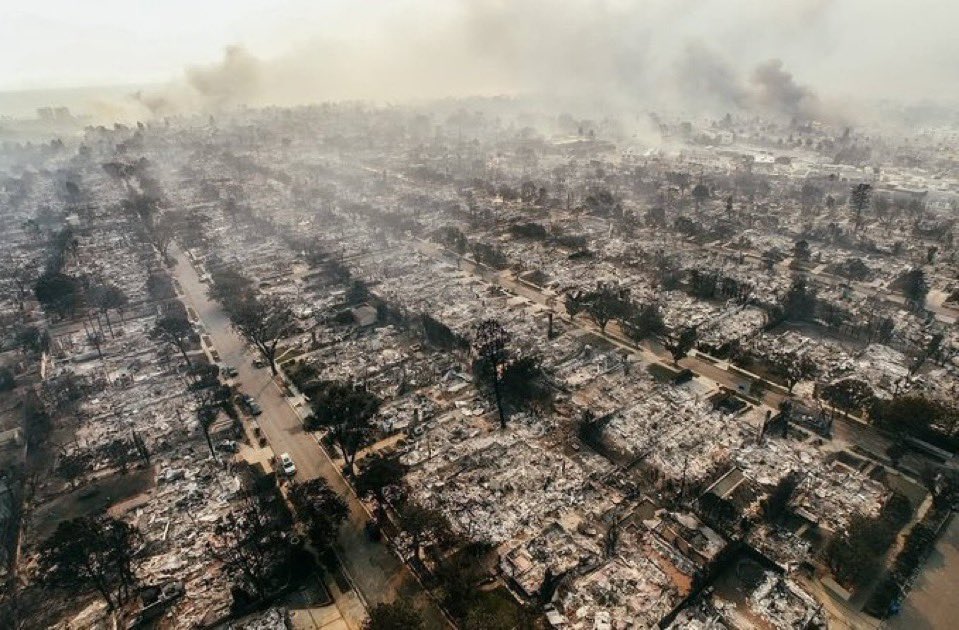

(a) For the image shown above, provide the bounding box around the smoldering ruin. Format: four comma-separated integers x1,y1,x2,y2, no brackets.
2,2,959,630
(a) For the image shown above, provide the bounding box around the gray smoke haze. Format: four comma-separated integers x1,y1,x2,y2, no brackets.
124,46,262,117
750,59,822,121
185,46,261,108
671,48,825,121
111,0,958,124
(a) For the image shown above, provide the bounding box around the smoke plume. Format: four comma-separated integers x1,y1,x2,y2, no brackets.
92,0,957,125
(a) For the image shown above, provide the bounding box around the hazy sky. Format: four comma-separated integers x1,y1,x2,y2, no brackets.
0,0,367,90
3,1,958,110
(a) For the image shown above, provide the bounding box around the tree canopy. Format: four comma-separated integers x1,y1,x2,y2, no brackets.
226,295,298,374
307,382,381,474
34,272,82,319
151,315,195,365
664,326,698,364
289,478,348,553
365,601,425,630
38,516,140,611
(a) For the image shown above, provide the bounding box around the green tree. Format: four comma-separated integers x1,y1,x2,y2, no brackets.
901,267,928,308
691,182,710,209
289,478,348,552
582,287,629,333
822,378,875,419
17,325,50,354
209,495,295,602
563,290,586,319
151,315,195,365
355,453,407,502
398,501,451,560
625,302,665,342
0,368,14,392
664,326,698,365
208,267,253,303
771,351,819,394
34,272,82,319
871,395,958,449
307,382,381,475
227,295,298,375
38,516,140,611
498,355,552,410
782,276,817,322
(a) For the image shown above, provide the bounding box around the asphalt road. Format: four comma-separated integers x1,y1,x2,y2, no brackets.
170,245,448,629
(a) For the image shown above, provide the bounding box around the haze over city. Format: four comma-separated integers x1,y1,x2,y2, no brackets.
2,2,959,630
3,0,959,118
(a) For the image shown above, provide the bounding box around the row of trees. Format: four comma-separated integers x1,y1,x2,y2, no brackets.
564,287,698,363
34,272,129,326
37,516,140,612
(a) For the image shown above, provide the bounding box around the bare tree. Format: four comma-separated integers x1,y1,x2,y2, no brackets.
90,283,128,337
149,216,175,261
193,385,229,458
3,263,32,311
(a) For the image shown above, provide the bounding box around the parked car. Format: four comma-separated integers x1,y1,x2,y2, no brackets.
221,365,239,378
252,358,266,369
240,394,262,416
279,452,296,476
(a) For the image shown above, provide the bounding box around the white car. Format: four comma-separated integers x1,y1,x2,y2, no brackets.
279,452,297,476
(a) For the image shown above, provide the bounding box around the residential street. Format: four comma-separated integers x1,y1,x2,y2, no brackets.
171,244,448,629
